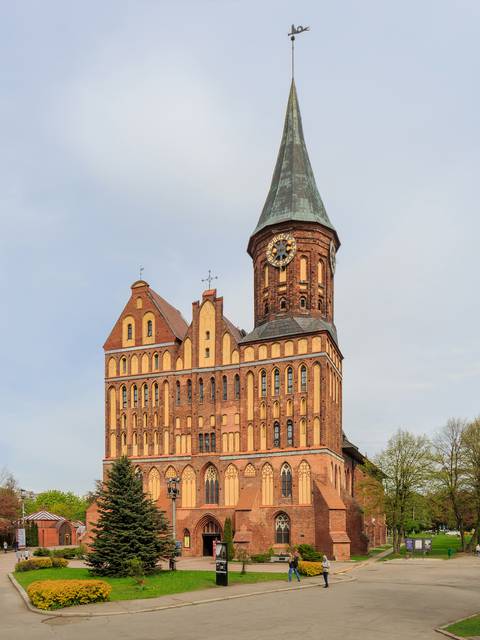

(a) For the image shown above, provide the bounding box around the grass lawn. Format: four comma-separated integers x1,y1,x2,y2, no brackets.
350,544,392,562
14,567,286,602
380,534,471,560
445,613,480,637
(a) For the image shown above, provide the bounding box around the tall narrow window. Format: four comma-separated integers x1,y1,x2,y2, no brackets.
133,385,138,408
121,358,127,374
154,383,159,405
300,365,307,393
300,297,307,309
287,419,294,446
281,463,292,497
187,379,192,403
199,433,204,453
287,367,293,394
205,466,219,504
211,432,216,452
183,529,191,549
261,370,267,397
199,378,204,403
143,385,149,406
264,263,269,287
127,323,133,340
280,299,287,310
234,374,240,400
273,368,280,396
275,513,290,544
176,381,181,405
147,320,153,337
210,377,216,401
222,375,228,401
318,260,324,285
122,386,127,409
154,353,159,369
204,433,210,452
273,422,280,448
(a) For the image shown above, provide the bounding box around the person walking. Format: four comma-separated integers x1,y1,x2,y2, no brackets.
288,551,301,582
23,547,30,561
3,541,7,554
13,539,18,552
322,555,330,588
475,543,480,557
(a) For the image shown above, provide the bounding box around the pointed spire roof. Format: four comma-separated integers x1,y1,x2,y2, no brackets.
251,80,335,238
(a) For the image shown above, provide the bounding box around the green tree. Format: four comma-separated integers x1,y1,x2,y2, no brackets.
375,430,432,553
223,517,235,561
87,457,175,576
25,490,88,522
462,417,480,549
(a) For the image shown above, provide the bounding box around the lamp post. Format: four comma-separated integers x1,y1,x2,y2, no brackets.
167,477,181,570
19,489,27,549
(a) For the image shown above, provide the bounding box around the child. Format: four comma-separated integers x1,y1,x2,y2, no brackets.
322,555,330,588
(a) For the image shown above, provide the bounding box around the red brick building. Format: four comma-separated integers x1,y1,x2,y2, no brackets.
100,80,386,559
24,511,79,547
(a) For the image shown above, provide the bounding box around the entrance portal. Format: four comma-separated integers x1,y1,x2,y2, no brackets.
202,519,221,556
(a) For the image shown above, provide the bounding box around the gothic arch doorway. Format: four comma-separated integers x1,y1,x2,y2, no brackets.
197,516,222,556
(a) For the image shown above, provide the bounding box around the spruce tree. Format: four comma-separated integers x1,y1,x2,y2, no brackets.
87,457,175,576
224,517,235,561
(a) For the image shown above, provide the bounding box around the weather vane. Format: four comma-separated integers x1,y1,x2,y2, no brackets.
288,24,310,79
139,265,144,280
201,269,218,289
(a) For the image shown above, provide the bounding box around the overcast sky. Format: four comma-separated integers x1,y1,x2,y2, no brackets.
1,1,479,495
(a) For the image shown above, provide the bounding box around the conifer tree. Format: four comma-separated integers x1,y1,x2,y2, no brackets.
87,457,175,576
224,517,235,561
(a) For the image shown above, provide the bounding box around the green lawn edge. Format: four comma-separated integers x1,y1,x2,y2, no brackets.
14,567,288,602
445,613,480,637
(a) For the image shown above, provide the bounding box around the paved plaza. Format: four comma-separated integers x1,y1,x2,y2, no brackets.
1,551,479,639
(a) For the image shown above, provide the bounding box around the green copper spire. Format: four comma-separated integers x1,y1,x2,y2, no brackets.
252,80,335,236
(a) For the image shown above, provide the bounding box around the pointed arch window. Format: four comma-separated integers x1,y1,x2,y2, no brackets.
210,377,216,401
275,513,290,544
300,365,307,393
287,419,294,446
153,353,159,370
154,382,159,406
187,379,192,403
280,299,287,311
273,368,280,395
261,370,267,398
147,319,153,337
199,433,204,453
127,323,133,340
122,386,127,409
199,378,204,403
300,297,307,309
234,374,240,400
133,385,138,408
205,466,219,504
281,463,293,498
176,381,181,405
143,384,149,406
273,421,281,448
211,432,216,452
121,358,127,374
222,375,228,401
287,367,293,394
183,529,191,548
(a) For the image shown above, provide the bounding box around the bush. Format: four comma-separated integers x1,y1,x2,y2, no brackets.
51,558,69,568
298,561,323,576
33,548,51,557
27,579,111,610
52,547,78,559
297,544,322,562
16,558,53,572
250,553,271,563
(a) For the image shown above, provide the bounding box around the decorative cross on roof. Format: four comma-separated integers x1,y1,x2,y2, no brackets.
202,269,218,289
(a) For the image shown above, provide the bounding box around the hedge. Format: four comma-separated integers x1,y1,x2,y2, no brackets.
27,579,111,610
298,561,323,576
15,557,68,572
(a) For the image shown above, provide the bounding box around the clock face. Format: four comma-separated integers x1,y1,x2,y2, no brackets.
266,233,297,268
329,240,336,274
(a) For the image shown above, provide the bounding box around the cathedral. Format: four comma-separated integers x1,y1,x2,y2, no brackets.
99,80,386,559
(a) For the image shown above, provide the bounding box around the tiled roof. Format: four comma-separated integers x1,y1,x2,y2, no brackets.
149,289,188,341
223,316,244,343
25,510,65,522
240,316,338,345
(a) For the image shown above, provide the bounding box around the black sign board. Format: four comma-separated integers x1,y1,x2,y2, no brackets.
215,541,228,586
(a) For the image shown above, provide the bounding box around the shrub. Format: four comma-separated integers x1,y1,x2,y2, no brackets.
298,561,323,576
250,553,271,563
53,547,78,559
33,548,51,557
75,544,86,559
297,544,322,562
27,579,111,610
15,557,53,572
51,557,69,568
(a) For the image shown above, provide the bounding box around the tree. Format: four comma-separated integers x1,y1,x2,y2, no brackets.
223,517,235,561
0,469,20,540
25,490,88,522
462,417,480,549
375,430,432,553
87,457,175,576
432,418,468,550
235,546,250,574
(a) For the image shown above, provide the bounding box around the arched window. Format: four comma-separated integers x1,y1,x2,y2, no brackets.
299,461,312,505
205,433,210,452
280,298,287,311
300,365,307,393
199,378,204,403
148,468,161,501
210,377,216,401
264,302,269,314
261,463,273,505
154,383,159,406
127,323,133,340
261,370,267,397
318,299,323,312
122,386,127,408
287,419,294,446
275,513,290,544
224,464,239,506
182,466,196,508
222,375,228,401
287,367,293,394
147,319,153,337
143,413,147,428
133,385,138,407
121,414,127,428
183,529,191,549
234,374,240,400
153,353,159,370
121,357,127,374
187,379,192,403
176,381,181,405
300,297,307,309
198,433,204,452
205,466,219,504
281,463,293,497
273,368,280,395
273,422,280,448
211,432,216,452
143,384,149,406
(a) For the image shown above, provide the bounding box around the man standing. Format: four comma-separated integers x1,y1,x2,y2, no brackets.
288,551,301,582
3,541,7,554
322,555,330,588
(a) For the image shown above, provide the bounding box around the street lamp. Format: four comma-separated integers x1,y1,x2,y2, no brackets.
167,477,181,570
19,489,27,549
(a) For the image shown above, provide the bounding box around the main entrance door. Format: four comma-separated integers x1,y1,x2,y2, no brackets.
202,519,221,556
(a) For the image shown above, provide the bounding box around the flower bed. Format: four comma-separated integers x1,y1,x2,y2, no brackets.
27,579,111,610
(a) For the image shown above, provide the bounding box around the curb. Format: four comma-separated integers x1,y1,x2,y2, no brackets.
435,611,480,639
8,572,355,618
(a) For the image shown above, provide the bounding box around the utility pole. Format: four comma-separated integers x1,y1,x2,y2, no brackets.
167,477,181,570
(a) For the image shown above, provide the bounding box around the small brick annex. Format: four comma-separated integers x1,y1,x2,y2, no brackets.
24,511,79,547
88,79,386,560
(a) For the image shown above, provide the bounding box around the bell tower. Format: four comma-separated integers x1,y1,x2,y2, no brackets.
247,80,340,334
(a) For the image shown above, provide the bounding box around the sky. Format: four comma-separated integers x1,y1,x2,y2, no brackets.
1,1,479,495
